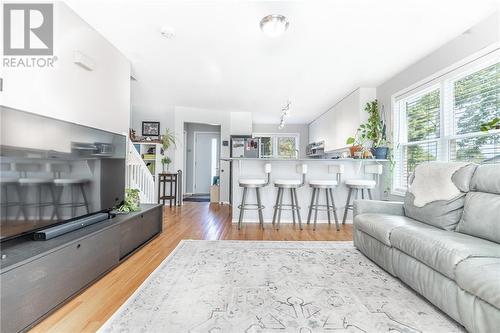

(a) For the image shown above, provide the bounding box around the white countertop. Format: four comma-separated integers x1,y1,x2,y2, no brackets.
223,157,389,162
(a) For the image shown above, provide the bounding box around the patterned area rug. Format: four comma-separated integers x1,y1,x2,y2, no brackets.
99,240,464,333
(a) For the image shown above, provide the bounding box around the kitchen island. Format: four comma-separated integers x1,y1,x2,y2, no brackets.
226,157,389,225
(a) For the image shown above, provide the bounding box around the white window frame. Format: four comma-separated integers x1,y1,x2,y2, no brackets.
391,49,500,196
253,133,300,159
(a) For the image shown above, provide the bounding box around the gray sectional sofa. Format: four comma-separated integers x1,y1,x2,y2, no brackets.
353,163,500,332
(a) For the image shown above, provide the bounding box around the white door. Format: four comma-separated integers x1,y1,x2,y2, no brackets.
194,132,219,194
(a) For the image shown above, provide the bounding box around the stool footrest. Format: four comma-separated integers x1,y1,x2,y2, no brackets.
238,203,265,211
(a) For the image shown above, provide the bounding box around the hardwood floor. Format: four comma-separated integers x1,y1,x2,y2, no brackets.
31,202,353,333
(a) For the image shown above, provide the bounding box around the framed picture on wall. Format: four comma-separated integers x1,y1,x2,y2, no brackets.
142,121,160,136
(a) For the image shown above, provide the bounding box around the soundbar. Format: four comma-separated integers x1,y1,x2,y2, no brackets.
33,213,110,240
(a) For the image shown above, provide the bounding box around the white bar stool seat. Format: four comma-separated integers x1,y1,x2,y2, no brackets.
309,179,338,187
344,179,376,188
18,178,52,185
237,163,272,230
239,178,267,186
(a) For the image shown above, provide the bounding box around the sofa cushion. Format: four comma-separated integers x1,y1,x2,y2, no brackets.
354,213,431,246
403,164,477,230
456,192,500,244
390,225,500,280
456,257,500,309
404,192,466,230
471,164,500,194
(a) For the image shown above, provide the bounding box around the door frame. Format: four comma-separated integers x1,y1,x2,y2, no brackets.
192,131,220,194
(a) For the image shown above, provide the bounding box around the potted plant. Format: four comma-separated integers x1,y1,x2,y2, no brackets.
117,188,141,213
161,156,171,173
362,100,389,159
160,128,176,173
346,131,364,158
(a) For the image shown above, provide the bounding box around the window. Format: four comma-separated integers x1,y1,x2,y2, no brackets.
253,133,299,158
393,57,499,195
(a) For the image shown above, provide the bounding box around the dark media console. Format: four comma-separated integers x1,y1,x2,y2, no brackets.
0,204,163,333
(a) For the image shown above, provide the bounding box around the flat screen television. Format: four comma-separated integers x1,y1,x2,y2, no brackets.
0,107,126,242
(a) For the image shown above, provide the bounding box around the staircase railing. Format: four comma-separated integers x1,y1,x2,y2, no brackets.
126,140,156,203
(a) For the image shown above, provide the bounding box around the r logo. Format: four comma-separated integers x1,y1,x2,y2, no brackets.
3,3,53,56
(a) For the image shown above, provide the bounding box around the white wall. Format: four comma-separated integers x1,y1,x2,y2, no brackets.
231,112,252,135
377,13,499,140
1,2,131,135
252,123,309,158
130,105,175,138
184,122,221,193
308,88,376,151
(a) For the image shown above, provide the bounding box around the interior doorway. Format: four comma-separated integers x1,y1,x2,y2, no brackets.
183,122,221,202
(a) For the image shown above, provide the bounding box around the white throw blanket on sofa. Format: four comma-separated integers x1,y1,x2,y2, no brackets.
409,161,471,207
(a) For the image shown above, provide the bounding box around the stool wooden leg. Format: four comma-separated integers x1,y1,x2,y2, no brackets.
307,188,315,224
342,187,353,224
256,187,264,230
277,188,284,230
325,188,331,225
272,188,281,226
290,188,296,226
293,188,302,230
313,188,320,231
329,188,340,231
238,187,248,230
367,188,373,200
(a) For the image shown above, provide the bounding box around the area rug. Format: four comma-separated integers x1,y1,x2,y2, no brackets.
99,240,464,333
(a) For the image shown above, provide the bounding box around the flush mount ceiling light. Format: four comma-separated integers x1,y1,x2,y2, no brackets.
260,14,289,37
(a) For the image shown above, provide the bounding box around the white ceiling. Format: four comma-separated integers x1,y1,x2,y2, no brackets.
63,0,499,124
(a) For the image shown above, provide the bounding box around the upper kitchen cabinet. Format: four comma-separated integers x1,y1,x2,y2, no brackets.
308,88,376,152
1,2,131,135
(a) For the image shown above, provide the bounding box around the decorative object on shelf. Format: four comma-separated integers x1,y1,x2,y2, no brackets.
142,121,160,137
117,188,141,213
129,128,137,141
161,156,171,172
480,117,500,132
260,14,289,37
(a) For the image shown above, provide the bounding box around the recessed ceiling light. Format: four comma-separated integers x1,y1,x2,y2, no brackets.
160,26,176,39
260,14,289,37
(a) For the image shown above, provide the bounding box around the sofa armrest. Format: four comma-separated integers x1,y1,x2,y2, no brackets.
353,200,405,217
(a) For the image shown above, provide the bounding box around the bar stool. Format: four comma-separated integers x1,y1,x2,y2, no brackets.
15,163,59,222
272,164,307,230
0,162,25,220
238,163,271,230
50,164,90,219
0,177,25,221
342,164,383,224
307,165,344,231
